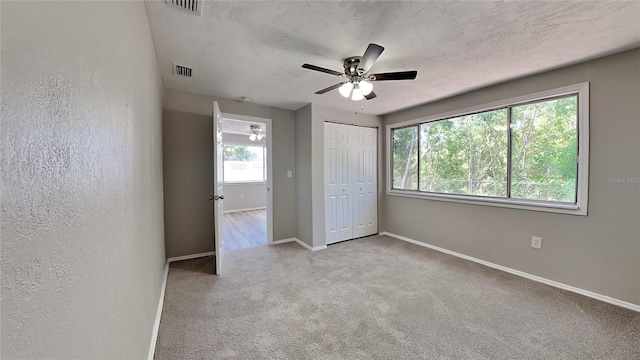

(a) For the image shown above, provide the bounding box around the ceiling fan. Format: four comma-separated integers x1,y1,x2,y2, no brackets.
302,43,417,101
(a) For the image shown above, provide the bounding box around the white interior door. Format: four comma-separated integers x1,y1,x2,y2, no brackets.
351,126,367,238
325,122,352,244
213,102,224,275
364,127,378,236
325,122,378,244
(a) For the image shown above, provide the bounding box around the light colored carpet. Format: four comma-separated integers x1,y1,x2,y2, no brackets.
154,235,640,359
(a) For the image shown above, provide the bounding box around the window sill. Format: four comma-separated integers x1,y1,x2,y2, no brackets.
224,181,267,186
387,189,587,216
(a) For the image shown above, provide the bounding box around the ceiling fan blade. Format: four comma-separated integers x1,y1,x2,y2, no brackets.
358,43,384,74
370,71,417,81
364,91,377,100
315,82,347,94
302,64,344,77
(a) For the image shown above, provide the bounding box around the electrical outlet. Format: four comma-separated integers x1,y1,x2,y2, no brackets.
240,194,244,200
287,170,292,178
531,236,542,250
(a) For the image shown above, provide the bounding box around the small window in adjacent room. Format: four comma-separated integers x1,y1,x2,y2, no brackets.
223,145,267,182
387,83,589,215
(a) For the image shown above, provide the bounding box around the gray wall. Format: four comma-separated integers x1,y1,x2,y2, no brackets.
163,109,215,258
295,105,313,246
224,183,267,212
163,88,297,243
382,48,640,306
296,104,383,248
1,1,166,358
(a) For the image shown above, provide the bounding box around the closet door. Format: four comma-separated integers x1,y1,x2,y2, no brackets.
324,122,353,244
351,126,367,238
364,127,378,236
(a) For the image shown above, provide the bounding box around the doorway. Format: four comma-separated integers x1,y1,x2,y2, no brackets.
220,113,273,251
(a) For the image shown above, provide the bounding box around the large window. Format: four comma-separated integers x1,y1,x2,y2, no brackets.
223,145,267,182
388,83,589,215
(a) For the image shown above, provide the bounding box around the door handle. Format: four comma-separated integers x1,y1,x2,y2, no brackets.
209,195,214,200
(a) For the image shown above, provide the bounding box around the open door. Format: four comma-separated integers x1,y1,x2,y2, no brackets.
213,101,224,275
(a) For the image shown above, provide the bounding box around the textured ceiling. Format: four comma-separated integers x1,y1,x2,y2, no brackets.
221,118,267,136
145,1,640,115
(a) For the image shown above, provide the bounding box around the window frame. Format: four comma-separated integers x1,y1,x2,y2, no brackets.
222,143,267,184
386,82,589,215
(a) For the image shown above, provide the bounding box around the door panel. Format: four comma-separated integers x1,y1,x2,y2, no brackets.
364,127,378,236
324,123,377,244
213,102,224,275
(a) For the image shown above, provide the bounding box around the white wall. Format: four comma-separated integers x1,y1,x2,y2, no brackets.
382,48,640,306
224,183,267,212
1,1,165,358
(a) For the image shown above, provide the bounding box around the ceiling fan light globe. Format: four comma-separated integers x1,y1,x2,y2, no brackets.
338,82,353,97
359,80,373,95
250,134,257,141
351,87,364,101
257,134,263,141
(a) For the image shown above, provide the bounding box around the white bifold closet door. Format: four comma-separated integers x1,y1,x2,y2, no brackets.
324,122,377,245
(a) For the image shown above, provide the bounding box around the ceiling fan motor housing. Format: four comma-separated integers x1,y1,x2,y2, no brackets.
343,56,365,77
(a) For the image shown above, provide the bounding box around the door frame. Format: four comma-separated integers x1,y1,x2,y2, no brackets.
220,112,274,245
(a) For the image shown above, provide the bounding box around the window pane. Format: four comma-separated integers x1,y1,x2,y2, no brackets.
419,109,508,197
223,145,266,182
392,126,418,190
511,96,578,202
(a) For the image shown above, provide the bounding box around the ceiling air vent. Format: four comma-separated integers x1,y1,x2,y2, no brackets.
166,0,202,16
173,64,193,78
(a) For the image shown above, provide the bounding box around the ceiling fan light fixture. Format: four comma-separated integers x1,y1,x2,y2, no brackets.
339,82,353,97
351,85,364,101
249,124,263,141
359,80,373,96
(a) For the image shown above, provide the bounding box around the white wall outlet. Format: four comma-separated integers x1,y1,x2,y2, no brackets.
240,194,244,200
287,170,292,178
531,236,542,250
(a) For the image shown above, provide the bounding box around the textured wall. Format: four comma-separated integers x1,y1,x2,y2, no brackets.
295,105,313,246
1,1,166,358
163,88,297,242
382,48,640,306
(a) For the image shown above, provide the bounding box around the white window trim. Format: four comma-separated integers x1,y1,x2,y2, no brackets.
386,82,589,216
223,181,267,186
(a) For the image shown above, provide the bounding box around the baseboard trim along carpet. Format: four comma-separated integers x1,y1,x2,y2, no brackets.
167,251,215,263
271,238,295,245
148,262,169,360
294,238,327,251
380,232,640,313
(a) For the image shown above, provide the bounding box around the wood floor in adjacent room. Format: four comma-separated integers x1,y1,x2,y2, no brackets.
222,209,266,251
154,235,640,360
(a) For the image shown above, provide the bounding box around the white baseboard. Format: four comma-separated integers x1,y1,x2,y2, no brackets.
294,238,327,251
223,207,266,214
379,232,640,313
167,251,215,263
167,251,216,263
271,237,295,245
148,262,169,360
